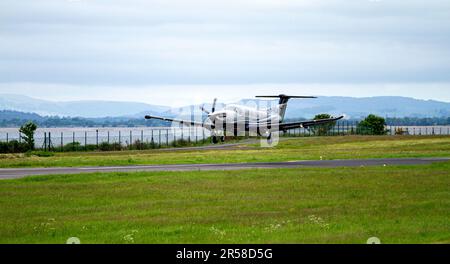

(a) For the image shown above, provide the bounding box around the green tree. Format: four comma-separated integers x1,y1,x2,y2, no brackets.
357,114,387,135
311,113,336,136
19,121,38,150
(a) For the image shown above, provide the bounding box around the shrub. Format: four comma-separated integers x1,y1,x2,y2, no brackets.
357,115,387,135
63,142,83,152
310,114,336,136
0,140,29,153
99,142,123,151
395,127,408,135
27,151,55,157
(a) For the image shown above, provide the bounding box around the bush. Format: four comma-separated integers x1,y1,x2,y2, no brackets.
63,142,83,152
357,114,387,135
99,142,113,151
27,151,55,157
99,142,123,151
310,114,336,136
395,127,409,135
172,138,191,147
0,140,29,153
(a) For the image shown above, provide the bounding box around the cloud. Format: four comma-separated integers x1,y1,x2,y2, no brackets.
0,1,449,90
1,82,449,106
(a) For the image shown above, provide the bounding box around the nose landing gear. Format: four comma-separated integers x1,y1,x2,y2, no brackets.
266,132,273,145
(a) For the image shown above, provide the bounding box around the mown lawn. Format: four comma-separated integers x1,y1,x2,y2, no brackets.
0,163,449,244
0,135,449,168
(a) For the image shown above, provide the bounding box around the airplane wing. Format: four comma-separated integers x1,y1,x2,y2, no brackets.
279,116,344,131
145,115,209,128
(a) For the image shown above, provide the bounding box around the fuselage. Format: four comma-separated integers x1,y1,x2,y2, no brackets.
209,104,281,124
205,104,281,137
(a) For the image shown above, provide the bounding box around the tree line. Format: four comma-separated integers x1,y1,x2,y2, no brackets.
1,110,450,128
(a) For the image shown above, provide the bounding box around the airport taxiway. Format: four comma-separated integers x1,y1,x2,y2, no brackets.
0,157,448,179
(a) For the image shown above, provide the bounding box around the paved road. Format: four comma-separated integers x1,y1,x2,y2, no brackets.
0,158,448,179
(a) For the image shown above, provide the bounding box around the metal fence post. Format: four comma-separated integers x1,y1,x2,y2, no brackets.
84,131,87,151
166,129,169,146
159,130,161,148
43,132,47,151
107,131,110,144
49,132,52,151
73,132,75,151
119,131,121,147
61,132,63,152
173,129,176,146
151,130,154,144
96,130,99,149
6,133,8,144
141,130,144,150
172,128,177,147
130,130,132,150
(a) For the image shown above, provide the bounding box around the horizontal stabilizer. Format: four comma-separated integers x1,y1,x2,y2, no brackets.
255,94,317,105
255,95,317,99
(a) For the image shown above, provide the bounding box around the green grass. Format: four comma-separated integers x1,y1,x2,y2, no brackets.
0,162,449,244
0,135,449,168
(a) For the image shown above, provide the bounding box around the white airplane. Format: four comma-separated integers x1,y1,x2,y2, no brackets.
145,94,343,144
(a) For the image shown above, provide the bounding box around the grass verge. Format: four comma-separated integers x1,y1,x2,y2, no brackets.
0,162,449,244
0,135,449,168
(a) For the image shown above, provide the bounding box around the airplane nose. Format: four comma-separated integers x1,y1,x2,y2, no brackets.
208,112,226,119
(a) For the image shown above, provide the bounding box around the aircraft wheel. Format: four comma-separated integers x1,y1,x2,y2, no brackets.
266,133,273,145
220,136,225,142
212,136,219,144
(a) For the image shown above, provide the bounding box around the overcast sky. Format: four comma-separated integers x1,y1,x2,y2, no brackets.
0,0,449,106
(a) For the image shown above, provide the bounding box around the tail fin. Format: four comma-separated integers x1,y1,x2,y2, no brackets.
255,94,317,122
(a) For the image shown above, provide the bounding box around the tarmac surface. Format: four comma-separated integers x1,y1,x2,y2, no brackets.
0,157,448,179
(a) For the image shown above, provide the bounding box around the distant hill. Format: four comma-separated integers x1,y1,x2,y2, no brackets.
240,96,450,119
0,94,170,118
0,110,171,128
0,110,44,121
0,94,449,119
1,109,449,128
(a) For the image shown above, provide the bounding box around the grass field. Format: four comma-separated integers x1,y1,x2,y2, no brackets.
0,135,449,244
0,135,449,168
0,163,449,244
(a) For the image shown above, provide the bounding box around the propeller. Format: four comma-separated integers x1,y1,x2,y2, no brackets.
199,98,218,129
200,105,210,115
211,98,217,113
199,98,218,116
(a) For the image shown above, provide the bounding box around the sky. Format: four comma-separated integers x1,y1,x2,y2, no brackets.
0,0,449,106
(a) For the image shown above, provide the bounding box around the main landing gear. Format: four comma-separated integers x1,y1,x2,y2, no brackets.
212,136,225,144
